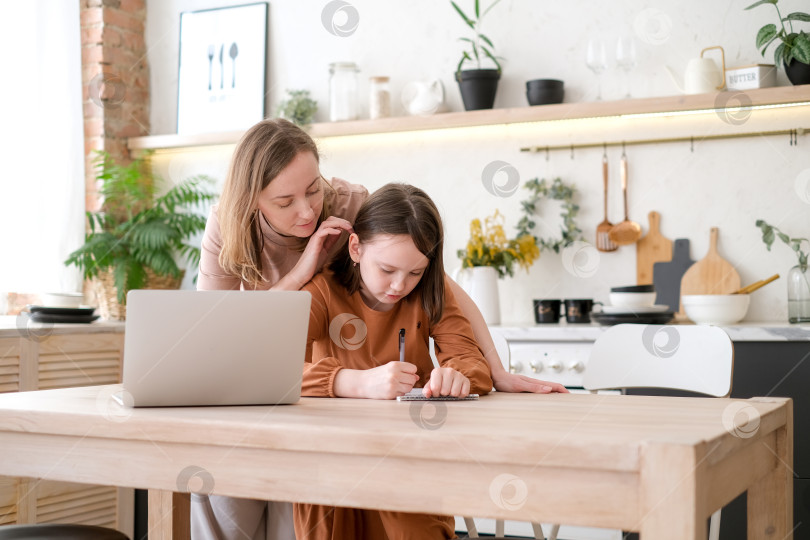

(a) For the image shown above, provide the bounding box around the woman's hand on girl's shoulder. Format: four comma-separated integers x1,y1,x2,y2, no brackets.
492,372,570,394
292,216,354,285
423,367,471,398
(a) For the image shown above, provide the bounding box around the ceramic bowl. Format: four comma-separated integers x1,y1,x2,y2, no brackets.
682,294,750,326
42,292,84,308
526,79,564,105
608,292,657,308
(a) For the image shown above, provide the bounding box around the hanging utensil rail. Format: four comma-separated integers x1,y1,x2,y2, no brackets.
520,126,807,154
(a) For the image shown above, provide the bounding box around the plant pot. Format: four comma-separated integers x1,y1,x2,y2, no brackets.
784,59,810,86
94,268,184,321
456,69,500,111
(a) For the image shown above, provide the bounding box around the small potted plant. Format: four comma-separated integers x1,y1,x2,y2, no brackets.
276,89,318,126
64,151,216,320
755,219,809,323
745,0,810,85
451,0,503,110
455,210,539,324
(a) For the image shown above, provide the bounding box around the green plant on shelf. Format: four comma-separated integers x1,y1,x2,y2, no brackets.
745,0,810,66
451,0,503,75
277,89,318,127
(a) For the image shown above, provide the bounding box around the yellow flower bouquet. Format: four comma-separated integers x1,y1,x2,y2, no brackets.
457,210,540,278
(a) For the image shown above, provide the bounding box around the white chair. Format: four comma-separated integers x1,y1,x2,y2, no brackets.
545,323,733,540
462,331,557,540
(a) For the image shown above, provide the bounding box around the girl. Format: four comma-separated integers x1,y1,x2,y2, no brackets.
295,183,492,540
194,119,566,540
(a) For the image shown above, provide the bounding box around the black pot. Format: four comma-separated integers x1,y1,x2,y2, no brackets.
526,79,564,105
456,69,501,111
784,59,810,86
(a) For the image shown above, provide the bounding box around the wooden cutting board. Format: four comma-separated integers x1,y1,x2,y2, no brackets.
636,211,672,285
680,227,741,298
653,239,694,313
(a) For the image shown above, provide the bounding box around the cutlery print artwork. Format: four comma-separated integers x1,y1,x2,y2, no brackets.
207,42,239,91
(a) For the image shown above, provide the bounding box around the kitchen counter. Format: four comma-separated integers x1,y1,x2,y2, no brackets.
495,321,810,342
0,315,124,338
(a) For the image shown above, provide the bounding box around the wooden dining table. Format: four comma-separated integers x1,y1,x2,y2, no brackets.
0,385,792,540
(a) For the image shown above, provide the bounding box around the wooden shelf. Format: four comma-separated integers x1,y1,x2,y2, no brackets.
128,85,810,151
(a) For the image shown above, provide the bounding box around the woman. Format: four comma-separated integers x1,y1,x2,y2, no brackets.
193,119,567,540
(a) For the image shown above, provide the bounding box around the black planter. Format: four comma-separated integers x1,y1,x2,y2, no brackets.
785,59,810,86
456,69,500,111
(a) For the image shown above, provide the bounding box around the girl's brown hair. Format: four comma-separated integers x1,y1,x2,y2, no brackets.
216,118,334,287
329,183,446,325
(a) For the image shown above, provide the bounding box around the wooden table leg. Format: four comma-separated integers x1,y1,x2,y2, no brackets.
748,400,794,540
147,490,190,540
639,443,706,540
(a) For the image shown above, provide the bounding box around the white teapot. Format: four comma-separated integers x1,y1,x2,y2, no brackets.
401,79,445,115
666,46,726,94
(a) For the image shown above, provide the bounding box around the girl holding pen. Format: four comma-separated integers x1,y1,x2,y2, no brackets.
295,183,491,538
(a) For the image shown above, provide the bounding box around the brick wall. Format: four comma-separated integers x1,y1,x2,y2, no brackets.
79,0,149,212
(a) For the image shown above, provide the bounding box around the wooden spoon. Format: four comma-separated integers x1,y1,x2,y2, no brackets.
596,153,618,252
732,274,780,295
608,151,641,245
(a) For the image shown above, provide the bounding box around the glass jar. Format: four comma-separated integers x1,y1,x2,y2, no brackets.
368,76,391,120
329,62,359,122
787,263,810,323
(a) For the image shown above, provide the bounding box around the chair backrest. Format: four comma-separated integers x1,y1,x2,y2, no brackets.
490,330,511,367
583,324,734,397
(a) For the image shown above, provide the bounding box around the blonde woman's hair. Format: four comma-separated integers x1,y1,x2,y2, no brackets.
216,118,333,287
329,183,446,325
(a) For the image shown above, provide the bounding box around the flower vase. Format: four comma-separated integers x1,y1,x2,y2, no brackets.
453,266,501,325
787,263,810,323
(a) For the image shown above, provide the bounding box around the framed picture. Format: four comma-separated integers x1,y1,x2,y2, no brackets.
177,2,268,135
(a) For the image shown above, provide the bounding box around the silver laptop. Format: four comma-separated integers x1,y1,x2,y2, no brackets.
117,290,310,407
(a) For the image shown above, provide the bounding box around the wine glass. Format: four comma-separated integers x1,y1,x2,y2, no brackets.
586,38,608,100
616,36,637,98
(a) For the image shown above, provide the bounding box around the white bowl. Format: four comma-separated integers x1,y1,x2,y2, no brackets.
609,292,657,308
42,292,84,308
682,294,750,325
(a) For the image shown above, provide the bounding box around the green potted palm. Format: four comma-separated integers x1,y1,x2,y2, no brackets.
745,0,810,85
451,0,503,110
65,151,215,320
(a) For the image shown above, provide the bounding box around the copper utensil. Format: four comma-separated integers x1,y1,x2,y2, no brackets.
608,150,642,245
596,152,617,252
732,274,780,295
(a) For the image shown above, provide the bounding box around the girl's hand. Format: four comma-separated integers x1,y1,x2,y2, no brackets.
361,361,419,400
423,367,470,398
291,216,354,286
492,372,569,394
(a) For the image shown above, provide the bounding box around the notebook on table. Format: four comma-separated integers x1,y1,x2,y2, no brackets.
116,289,311,407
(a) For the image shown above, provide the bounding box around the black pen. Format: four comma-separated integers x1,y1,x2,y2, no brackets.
398,328,405,362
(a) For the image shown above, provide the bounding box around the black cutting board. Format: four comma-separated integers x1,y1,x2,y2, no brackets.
652,238,694,313
591,311,675,326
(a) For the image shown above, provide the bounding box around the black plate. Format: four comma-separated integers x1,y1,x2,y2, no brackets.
28,305,96,316
610,284,655,293
590,311,675,326
29,312,100,324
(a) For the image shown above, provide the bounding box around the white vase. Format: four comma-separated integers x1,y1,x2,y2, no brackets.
453,266,501,325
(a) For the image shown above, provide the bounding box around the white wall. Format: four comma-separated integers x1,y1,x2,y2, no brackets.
146,0,810,324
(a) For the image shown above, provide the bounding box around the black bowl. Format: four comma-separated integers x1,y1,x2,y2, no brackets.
526,79,564,105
